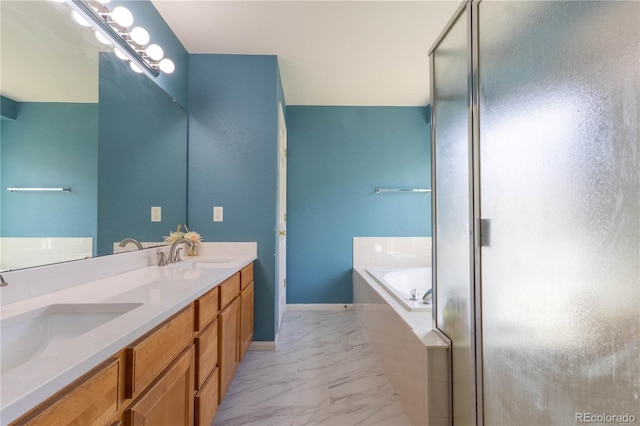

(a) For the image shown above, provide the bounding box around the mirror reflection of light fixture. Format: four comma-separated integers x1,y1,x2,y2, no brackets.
66,0,175,77
94,30,111,45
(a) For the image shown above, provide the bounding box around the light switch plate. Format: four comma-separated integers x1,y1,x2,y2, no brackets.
213,206,223,222
151,206,161,222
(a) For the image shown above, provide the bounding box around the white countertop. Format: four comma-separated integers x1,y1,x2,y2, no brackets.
0,252,256,425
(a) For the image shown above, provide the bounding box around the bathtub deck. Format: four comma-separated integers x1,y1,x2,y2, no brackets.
353,267,451,426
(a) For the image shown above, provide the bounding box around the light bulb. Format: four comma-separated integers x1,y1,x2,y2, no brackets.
145,44,164,61
130,27,150,46
94,30,111,45
114,47,128,61
130,62,144,74
71,10,91,27
111,6,133,27
159,58,175,74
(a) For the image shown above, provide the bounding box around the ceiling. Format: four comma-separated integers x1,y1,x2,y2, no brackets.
151,0,461,106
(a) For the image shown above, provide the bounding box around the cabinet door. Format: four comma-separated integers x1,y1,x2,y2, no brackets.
239,281,254,360
125,346,194,426
17,359,119,426
218,297,240,403
194,369,218,426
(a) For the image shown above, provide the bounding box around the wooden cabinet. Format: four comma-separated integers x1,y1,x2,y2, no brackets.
192,284,222,425
11,262,256,426
218,296,240,403
239,263,254,361
125,306,194,399
218,273,240,312
239,281,254,360
240,263,253,290
125,347,194,426
194,287,218,332
194,369,218,426
194,319,218,390
13,359,120,426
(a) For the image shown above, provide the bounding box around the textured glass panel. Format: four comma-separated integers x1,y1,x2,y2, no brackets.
433,8,475,425
479,1,640,424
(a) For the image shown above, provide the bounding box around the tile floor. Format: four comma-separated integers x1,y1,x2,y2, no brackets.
213,309,412,426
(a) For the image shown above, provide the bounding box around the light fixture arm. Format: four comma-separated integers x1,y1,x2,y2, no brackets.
67,0,160,77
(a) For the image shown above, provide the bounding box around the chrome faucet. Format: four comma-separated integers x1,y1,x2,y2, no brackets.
168,238,194,263
423,288,433,304
119,238,143,250
0,274,8,287
409,288,419,301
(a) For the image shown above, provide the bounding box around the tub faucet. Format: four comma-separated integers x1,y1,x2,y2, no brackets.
119,238,143,250
409,288,419,301
168,238,194,263
0,274,7,287
423,288,433,304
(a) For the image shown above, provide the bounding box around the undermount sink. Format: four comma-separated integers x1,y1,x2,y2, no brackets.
1,303,143,374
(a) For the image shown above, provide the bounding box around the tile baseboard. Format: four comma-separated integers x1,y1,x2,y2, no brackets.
286,303,353,311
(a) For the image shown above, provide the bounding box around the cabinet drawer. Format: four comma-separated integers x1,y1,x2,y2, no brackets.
18,359,119,426
195,319,218,390
125,306,194,398
240,263,254,290
219,273,240,310
125,346,194,426
195,287,218,331
195,368,219,426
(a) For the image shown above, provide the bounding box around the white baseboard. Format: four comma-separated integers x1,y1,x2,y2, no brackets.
286,303,353,311
249,341,277,351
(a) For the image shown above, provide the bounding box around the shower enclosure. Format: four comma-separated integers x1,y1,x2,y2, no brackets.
430,1,640,424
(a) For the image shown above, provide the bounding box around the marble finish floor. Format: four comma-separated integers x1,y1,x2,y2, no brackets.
213,308,411,426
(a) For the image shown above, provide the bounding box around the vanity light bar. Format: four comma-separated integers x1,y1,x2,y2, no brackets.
67,0,163,78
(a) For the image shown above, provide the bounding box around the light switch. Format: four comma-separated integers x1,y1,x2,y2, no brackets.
213,206,223,222
151,206,161,222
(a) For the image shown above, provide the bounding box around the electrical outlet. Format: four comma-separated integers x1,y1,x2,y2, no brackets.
151,206,161,222
213,206,223,222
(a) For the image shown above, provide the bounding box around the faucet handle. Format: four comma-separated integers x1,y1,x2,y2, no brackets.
174,248,183,263
158,252,167,267
409,288,419,301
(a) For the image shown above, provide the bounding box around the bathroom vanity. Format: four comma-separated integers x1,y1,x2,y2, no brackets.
0,244,256,426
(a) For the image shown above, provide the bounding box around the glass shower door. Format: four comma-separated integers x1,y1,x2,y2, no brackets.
431,4,476,424
477,1,640,424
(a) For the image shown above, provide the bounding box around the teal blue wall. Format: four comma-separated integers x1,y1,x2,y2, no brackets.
1,102,98,242
111,0,189,108
286,106,431,303
98,54,188,256
1,96,17,120
188,54,280,342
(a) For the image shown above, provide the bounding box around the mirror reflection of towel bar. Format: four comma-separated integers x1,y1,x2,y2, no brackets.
7,187,71,192
374,188,431,193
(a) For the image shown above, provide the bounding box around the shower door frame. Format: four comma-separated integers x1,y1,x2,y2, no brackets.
429,1,483,424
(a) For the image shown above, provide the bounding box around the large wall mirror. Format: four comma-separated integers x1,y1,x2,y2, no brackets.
0,1,187,271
